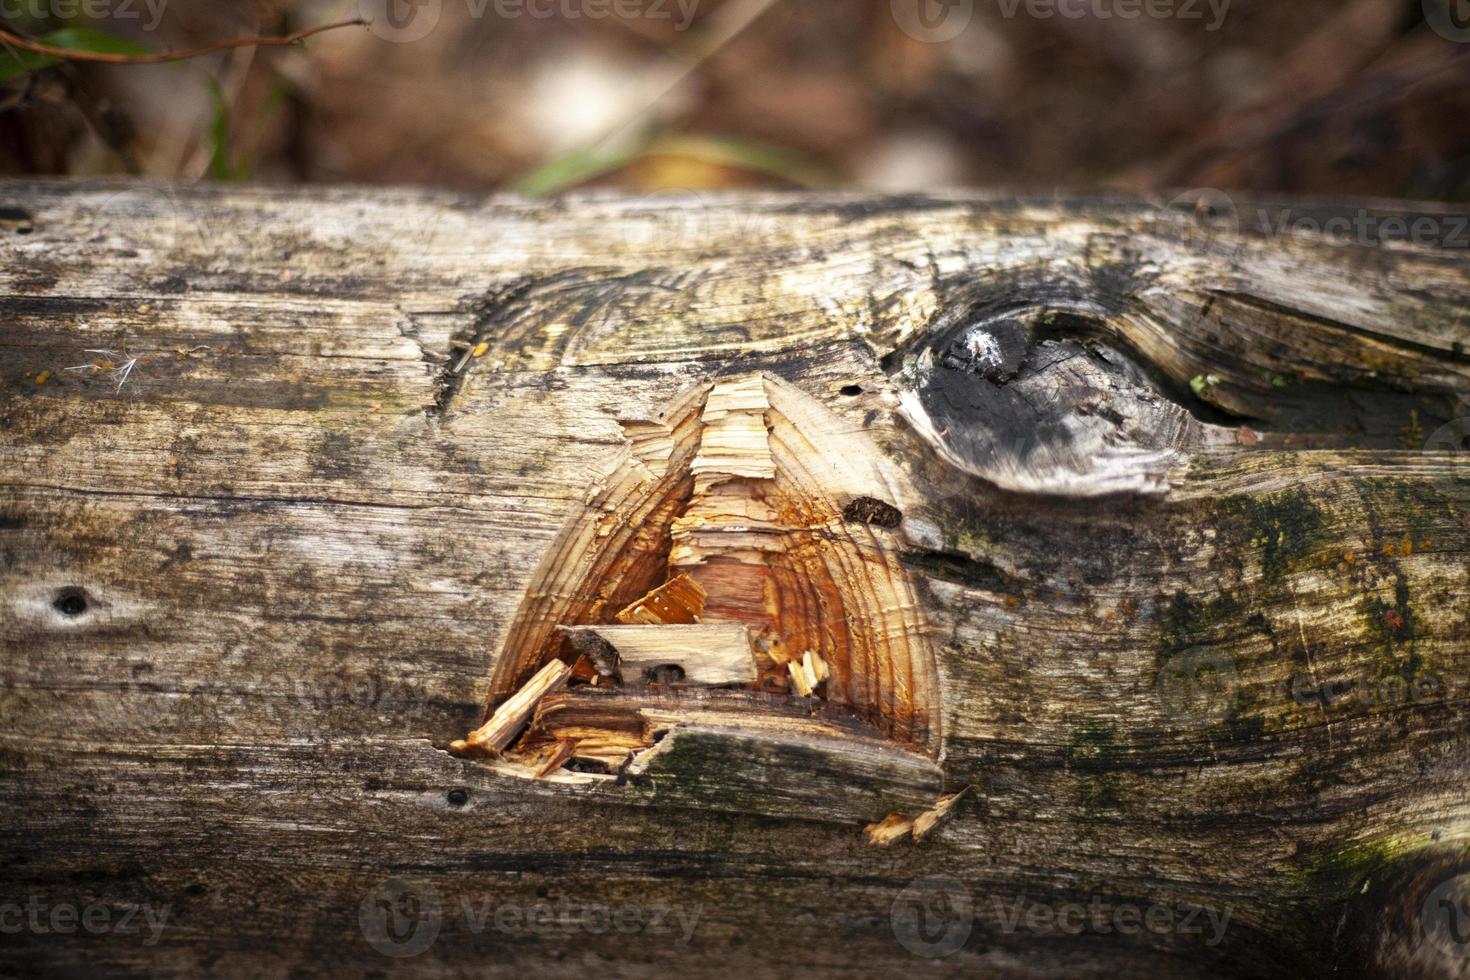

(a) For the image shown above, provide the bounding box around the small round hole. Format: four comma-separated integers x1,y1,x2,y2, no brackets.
446,788,469,807
839,384,863,397
52,588,87,617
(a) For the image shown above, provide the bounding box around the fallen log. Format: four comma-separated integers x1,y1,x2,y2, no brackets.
2,180,1469,978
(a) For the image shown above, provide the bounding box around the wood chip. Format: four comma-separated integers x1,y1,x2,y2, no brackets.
615,573,707,625
450,658,572,757
912,788,969,841
533,739,577,778
691,375,776,493
863,813,914,846
788,649,830,697
865,788,970,845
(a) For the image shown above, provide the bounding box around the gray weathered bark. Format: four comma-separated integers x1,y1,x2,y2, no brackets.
2,180,1469,978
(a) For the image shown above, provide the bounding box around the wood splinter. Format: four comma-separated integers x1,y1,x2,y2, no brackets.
787,649,830,697
863,787,970,845
450,659,572,758
615,574,707,625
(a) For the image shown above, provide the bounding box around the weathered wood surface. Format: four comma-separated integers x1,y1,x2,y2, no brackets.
2,180,1470,979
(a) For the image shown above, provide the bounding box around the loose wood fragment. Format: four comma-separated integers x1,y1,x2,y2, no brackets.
787,649,830,697
615,573,707,625
561,624,757,686
912,788,969,841
556,627,620,678
864,788,970,845
450,659,572,757
533,739,577,778
863,813,914,846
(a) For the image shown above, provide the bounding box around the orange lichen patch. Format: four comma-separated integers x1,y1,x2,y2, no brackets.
483,373,941,756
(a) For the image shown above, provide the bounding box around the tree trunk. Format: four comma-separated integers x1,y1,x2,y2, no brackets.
2,180,1469,979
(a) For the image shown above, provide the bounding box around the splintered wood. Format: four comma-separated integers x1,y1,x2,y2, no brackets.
450,659,571,757
690,375,777,493
615,574,706,625
560,624,758,686
475,372,943,777
516,690,655,773
863,789,969,845
788,649,830,697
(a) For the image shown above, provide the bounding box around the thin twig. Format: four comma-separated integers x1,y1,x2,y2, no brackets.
0,18,364,66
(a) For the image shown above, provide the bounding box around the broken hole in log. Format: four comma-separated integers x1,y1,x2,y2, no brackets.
458,373,942,778
52,587,87,617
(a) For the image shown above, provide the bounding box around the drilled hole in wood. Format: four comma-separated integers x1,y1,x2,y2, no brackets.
452,374,941,776
52,588,87,617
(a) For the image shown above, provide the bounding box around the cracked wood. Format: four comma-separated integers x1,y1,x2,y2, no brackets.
1,181,1469,980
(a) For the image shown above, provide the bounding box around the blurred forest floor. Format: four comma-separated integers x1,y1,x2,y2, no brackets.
1,0,1468,202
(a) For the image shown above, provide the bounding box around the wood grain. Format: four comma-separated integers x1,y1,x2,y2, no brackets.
2,180,1469,979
